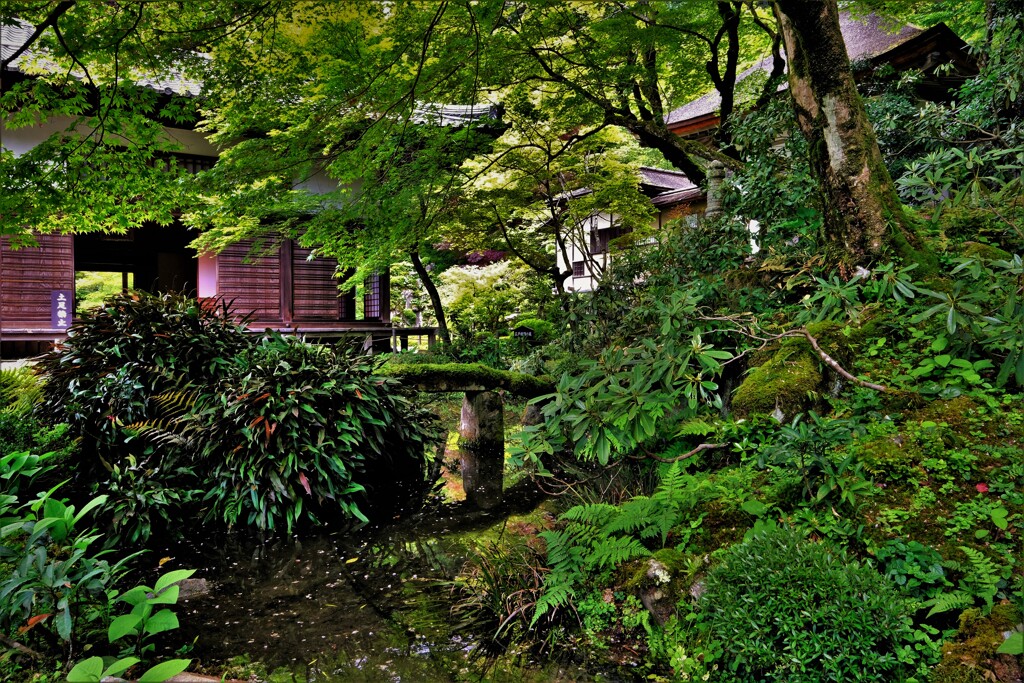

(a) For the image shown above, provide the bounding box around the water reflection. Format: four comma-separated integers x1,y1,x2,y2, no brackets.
167,506,618,682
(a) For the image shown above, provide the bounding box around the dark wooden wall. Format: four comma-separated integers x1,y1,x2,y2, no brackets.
216,239,374,325
0,235,75,328
293,245,353,321
217,241,282,322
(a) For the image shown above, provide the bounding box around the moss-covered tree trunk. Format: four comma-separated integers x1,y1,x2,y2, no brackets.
773,0,930,267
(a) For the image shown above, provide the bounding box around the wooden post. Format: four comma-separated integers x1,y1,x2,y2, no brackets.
459,390,504,509
280,239,294,326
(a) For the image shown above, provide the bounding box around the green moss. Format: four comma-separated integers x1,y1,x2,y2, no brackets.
877,199,938,275
381,362,553,397
960,240,1013,262
846,303,888,345
731,321,858,421
732,339,823,420
940,205,1024,253
853,435,922,482
908,396,981,433
932,605,1023,683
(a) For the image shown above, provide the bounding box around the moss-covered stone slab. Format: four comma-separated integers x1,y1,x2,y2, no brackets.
381,362,553,397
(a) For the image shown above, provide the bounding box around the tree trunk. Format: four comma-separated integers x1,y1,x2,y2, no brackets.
409,250,451,346
773,0,931,267
709,2,742,154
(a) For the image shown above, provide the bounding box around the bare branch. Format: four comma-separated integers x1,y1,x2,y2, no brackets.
637,442,728,463
788,329,888,392
0,633,43,660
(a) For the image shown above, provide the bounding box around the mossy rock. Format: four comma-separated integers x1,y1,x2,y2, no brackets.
961,241,1013,262
732,341,820,420
932,605,1024,683
940,205,1024,253
907,396,981,433
731,322,850,421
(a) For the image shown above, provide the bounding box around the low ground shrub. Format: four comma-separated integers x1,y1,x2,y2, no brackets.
0,485,136,658
699,525,933,682
31,293,442,539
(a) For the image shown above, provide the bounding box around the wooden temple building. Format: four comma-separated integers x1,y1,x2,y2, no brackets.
1,21,401,359
0,224,396,358
1,13,977,356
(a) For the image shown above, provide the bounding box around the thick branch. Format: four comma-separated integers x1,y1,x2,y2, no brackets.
642,442,727,463
787,329,888,392
0,1,75,71
0,633,43,660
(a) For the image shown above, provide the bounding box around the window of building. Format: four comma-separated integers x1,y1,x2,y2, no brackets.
572,261,586,277
590,225,631,254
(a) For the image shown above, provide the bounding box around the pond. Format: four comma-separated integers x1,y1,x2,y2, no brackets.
166,500,624,682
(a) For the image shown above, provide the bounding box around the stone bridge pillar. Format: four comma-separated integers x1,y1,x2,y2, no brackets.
459,390,504,509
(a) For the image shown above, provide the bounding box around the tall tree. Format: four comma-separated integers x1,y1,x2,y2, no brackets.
454,101,656,296
773,0,932,266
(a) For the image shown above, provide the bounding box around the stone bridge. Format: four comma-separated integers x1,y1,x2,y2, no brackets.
382,363,552,510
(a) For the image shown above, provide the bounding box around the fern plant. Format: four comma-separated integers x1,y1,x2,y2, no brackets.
926,545,1010,617
533,462,698,625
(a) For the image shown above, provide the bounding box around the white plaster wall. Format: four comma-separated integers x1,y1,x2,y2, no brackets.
557,210,673,293
196,253,217,297
1,115,218,156
294,169,340,195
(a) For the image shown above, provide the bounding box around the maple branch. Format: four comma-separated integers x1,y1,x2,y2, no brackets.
0,0,75,71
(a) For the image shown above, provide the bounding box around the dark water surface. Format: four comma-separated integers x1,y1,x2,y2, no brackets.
166,505,612,682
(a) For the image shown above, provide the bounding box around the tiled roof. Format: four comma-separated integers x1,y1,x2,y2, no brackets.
1,19,202,96
665,12,924,126
638,166,699,206
0,20,34,65
639,165,697,192
411,103,501,126
841,12,922,61
553,166,698,207
650,186,702,207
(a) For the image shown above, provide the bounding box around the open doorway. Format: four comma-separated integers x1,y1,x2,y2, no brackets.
74,224,198,308
75,270,134,312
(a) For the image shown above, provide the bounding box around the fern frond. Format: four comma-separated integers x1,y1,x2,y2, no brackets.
957,546,1004,612
926,590,974,617
675,419,716,437
584,535,650,570
562,503,621,528
151,389,199,417
603,496,654,536
532,582,574,627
